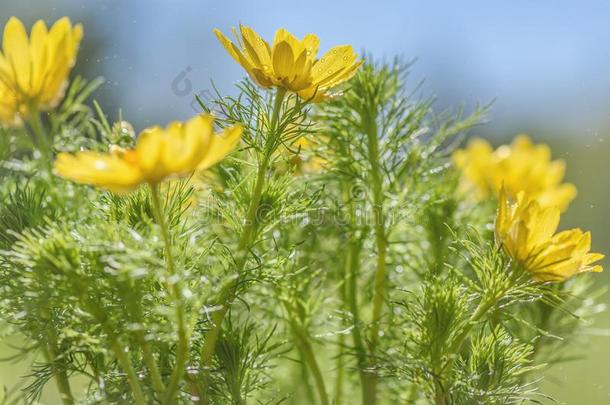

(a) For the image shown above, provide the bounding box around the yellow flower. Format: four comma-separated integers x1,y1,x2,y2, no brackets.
214,25,363,102
54,115,242,193
0,16,83,124
283,136,327,174
495,189,603,282
453,135,576,211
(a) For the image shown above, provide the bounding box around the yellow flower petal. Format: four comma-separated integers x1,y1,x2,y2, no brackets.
272,41,295,81
198,123,243,170
54,151,143,194
3,17,30,93
239,25,272,69
495,192,603,282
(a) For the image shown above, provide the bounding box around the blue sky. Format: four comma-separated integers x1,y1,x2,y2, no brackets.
4,0,610,136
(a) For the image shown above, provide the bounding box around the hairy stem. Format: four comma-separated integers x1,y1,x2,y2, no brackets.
150,184,189,404
199,87,287,403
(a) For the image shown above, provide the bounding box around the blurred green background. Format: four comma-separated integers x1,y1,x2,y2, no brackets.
1,1,609,403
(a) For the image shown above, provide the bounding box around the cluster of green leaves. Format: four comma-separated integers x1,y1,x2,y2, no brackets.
0,61,604,405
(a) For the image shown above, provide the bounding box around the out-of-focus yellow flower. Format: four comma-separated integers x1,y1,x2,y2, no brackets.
452,135,576,211
0,17,82,125
0,80,18,125
285,136,327,174
54,115,242,193
495,188,603,282
214,25,363,102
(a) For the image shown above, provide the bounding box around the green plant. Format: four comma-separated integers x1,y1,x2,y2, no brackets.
0,26,605,405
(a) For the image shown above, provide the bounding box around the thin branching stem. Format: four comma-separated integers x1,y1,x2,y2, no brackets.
334,332,345,405
150,184,189,404
342,186,373,403
290,320,330,405
68,275,149,404
334,249,348,405
432,297,494,405
364,102,388,405
42,341,75,405
136,332,166,395
38,302,74,405
110,339,147,405
434,272,521,404
198,87,287,404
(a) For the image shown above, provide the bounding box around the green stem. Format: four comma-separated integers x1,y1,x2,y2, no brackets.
530,301,553,361
407,382,418,404
69,277,148,404
137,332,166,395
334,333,345,405
448,298,494,355
434,383,446,405
150,184,189,405
198,87,287,403
350,242,377,403
290,321,330,405
434,282,515,404
43,343,74,405
299,348,317,403
38,304,74,405
110,339,147,405
364,111,387,404
342,185,376,405
27,109,51,162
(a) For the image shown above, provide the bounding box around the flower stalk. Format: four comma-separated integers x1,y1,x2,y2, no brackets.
27,109,53,171
198,87,287,402
150,183,190,405
344,200,373,403
363,105,388,405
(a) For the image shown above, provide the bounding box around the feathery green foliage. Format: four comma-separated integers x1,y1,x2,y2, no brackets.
0,56,604,405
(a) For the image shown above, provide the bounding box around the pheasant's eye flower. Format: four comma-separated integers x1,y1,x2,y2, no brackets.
453,135,576,211
495,189,603,282
214,25,363,102
54,115,242,193
0,16,83,124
